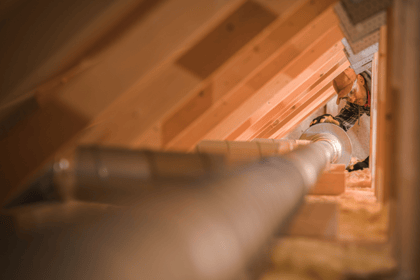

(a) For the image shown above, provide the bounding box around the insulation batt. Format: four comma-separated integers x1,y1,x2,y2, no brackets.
257,166,395,280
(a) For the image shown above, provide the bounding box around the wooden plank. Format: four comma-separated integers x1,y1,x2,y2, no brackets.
0,95,39,139
229,56,348,141
0,97,90,202
164,12,342,151
79,64,202,146
132,2,339,150
0,0,157,104
374,26,387,203
253,0,306,15
264,60,350,139
271,86,336,139
389,0,420,277
201,26,344,144
231,47,346,141
53,0,246,121
308,170,345,195
280,201,338,239
371,52,379,197
0,0,246,203
82,0,297,148
176,1,277,79
328,164,346,172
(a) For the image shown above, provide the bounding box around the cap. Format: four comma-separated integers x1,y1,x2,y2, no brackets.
332,68,357,105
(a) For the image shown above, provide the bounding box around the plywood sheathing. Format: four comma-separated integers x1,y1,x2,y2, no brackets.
282,202,338,239
309,165,345,196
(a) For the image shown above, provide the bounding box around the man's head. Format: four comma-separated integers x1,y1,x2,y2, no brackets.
333,68,368,106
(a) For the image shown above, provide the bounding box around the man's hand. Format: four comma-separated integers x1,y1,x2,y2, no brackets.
310,114,340,127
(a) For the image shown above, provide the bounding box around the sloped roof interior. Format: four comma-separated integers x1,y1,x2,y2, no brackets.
0,0,349,201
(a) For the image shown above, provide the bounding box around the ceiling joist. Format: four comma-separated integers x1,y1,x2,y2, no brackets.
163,4,341,151
231,46,347,141
0,0,247,200
0,0,348,202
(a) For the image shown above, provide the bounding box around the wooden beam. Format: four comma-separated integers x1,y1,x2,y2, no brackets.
260,59,349,140
231,46,346,141
78,0,287,149
127,1,339,151
201,27,345,144
373,25,388,203
389,0,420,276
308,166,346,195
0,0,246,203
371,52,379,198
0,0,152,104
162,8,341,151
281,201,338,239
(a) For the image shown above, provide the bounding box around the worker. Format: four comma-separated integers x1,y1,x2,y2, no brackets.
310,67,371,172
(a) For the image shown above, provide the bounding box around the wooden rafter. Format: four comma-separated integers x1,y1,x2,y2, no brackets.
0,0,343,202
231,44,347,141
127,0,339,151
163,4,341,151
0,0,246,202
194,23,344,148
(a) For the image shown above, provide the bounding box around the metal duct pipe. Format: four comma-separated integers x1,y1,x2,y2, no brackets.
2,124,351,280
0,149,316,280
3,148,226,208
4,139,312,207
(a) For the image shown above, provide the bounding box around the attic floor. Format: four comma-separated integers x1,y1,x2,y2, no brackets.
258,168,396,280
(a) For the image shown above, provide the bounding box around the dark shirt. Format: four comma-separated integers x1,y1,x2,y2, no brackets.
335,102,370,131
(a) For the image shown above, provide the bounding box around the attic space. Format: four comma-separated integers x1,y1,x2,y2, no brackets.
1,0,420,279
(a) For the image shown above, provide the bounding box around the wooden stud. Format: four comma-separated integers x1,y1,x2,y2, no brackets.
308,167,346,195
269,62,349,139
164,12,342,151
373,25,388,203
132,2,339,151
281,201,338,239
0,0,246,203
232,47,347,141
201,27,344,144
232,56,349,140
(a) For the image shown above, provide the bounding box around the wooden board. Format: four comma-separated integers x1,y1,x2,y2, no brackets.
308,165,346,195
229,58,349,140
374,26,388,203
232,49,347,140
280,201,338,239
164,9,342,151
0,0,246,203
201,27,344,144
133,2,339,151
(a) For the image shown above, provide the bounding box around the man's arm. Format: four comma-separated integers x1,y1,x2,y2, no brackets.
310,102,359,131
334,102,364,131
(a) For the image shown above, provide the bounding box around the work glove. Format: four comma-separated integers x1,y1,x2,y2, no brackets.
310,114,340,127
346,156,369,172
